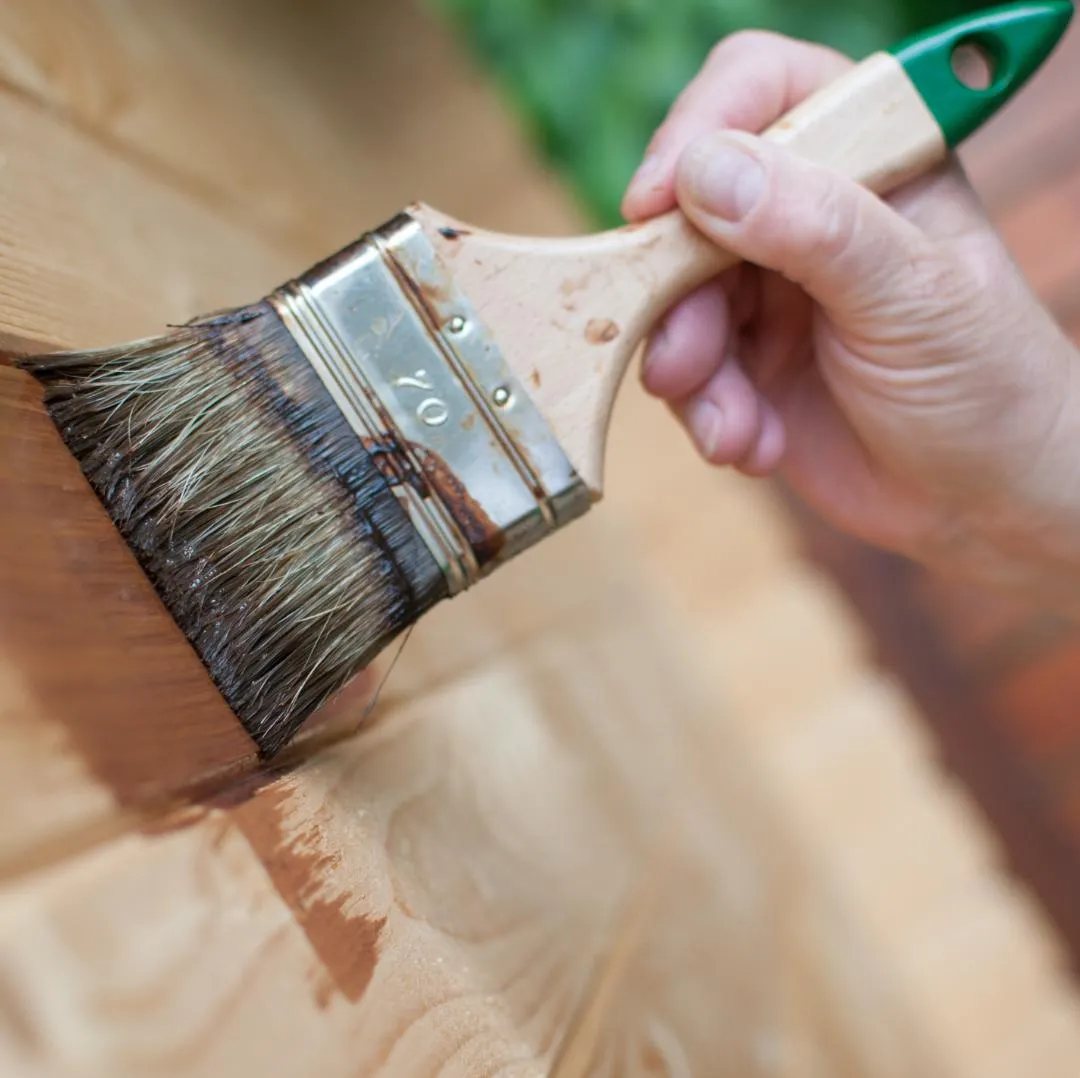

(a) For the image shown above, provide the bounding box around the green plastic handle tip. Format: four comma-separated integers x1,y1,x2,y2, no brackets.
891,1,1073,147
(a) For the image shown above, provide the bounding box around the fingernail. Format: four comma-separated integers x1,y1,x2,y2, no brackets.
688,399,724,460
681,137,765,222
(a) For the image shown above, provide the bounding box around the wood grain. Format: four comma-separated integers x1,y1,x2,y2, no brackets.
0,0,516,254
5,506,1080,1075
1,1,1080,1075
0,0,587,261
0,81,296,350
0,603,778,1078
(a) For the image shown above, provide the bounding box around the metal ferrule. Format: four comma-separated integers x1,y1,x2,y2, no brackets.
269,212,591,596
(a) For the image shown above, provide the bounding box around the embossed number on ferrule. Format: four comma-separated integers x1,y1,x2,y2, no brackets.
393,370,450,428
275,216,592,596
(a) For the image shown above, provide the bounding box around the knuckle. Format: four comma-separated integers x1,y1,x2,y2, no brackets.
706,29,785,68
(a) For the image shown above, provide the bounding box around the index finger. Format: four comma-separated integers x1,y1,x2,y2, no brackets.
622,31,852,222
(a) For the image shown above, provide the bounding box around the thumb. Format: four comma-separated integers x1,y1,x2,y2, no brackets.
674,130,935,320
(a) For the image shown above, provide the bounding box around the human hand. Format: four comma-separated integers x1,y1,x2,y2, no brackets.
623,31,1080,601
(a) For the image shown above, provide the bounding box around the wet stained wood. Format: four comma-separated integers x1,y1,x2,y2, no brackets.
1,0,1080,1075
0,364,253,812
0,68,300,870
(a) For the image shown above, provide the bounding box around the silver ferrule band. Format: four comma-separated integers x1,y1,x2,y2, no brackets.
269,213,591,595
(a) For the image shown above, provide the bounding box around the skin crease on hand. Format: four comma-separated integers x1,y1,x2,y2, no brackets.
621,31,1080,608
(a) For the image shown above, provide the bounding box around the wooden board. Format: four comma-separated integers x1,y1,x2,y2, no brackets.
1,1,1080,1075
0,0,571,255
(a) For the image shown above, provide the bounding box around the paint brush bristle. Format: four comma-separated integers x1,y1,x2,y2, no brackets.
20,213,590,757
23,302,448,757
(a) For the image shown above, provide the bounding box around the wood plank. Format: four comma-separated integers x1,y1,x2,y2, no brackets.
0,608,785,1078
603,381,1080,1076
0,0,578,354
2,1,1080,1074
0,0,579,256
0,80,295,350
5,530,1080,1076
0,0,602,875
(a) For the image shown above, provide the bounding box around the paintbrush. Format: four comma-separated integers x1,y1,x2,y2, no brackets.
20,3,1072,757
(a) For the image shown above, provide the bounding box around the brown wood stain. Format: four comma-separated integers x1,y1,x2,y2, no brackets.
0,365,256,806
228,780,386,1004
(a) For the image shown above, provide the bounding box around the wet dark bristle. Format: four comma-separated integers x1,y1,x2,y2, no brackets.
22,302,447,757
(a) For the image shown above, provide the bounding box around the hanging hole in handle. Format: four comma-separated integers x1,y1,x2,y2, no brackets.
951,39,996,91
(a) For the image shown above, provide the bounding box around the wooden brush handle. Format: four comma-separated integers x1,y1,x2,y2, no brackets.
418,53,943,492
597,51,948,308
418,3,1071,492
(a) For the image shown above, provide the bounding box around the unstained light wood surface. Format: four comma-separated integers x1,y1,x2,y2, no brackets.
1,2,1079,1076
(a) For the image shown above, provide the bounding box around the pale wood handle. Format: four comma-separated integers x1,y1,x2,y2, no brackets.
579,50,949,325
419,51,947,492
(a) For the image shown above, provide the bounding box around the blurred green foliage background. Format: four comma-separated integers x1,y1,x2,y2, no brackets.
429,0,984,224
